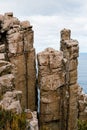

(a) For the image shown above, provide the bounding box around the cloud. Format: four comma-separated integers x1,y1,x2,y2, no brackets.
0,0,86,16
0,0,87,52
18,15,87,53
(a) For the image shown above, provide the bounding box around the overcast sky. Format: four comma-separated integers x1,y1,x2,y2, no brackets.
0,0,87,53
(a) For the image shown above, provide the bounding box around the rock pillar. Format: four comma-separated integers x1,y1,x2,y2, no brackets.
60,29,79,130
37,48,65,130
7,21,36,110
0,13,36,110
78,85,87,121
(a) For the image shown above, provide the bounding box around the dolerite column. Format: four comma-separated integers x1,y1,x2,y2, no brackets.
60,29,79,130
5,14,36,111
37,48,65,130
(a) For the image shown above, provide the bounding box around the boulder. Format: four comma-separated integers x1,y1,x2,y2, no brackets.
0,74,15,94
0,90,22,114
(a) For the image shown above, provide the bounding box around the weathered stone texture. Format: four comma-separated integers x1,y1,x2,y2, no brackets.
38,48,65,129
0,12,37,129
60,29,79,130
7,32,23,54
27,49,36,110
37,29,81,130
60,40,79,60
0,60,12,75
68,84,79,130
0,53,5,60
61,28,71,40
1,12,87,130
9,48,36,109
0,90,22,113
0,12,36,110
78,86,87,121
26,110,38,130
9,54,26,107
0,55,22,114
0,74,15,93
0,44,5,53
60,28,79,130
68,59,78,71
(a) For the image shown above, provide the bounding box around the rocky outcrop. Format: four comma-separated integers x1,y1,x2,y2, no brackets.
0,12,36,110
37,48,65,129
78,86,87,121
0,12,38,130
60,29,87,126
0,24,22,113
26,109,38,130
60,29,79,130
37,29,82,130
1,12,87,130
0,90,22,113
0,57,22,113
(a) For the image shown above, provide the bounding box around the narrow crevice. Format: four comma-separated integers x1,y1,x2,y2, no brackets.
65,59,70,130
24,51,29,109
1,31,9,61
23,34,29,109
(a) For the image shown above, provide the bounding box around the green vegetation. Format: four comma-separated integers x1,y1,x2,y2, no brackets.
0,107,26,130
78,120,87,130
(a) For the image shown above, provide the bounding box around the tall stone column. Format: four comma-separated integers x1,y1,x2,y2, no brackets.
7,22,36,110
60,29,79,130
37,48,65,130
0,13,36,110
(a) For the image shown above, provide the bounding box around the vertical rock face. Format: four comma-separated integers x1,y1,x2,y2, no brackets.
37,48,65,130
0,12,36,110
1,12,87,130
78,85,87,121
60,29,79,130
0,59,22,113
60,29,87,124
37,29,80,130
60,28,71,41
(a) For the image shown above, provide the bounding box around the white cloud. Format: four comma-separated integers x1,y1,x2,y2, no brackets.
0,0,87,52
19,15,87,53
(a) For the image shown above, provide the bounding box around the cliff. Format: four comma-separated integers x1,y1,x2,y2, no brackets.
0,12,36,110
0,13,87,130
37,29,87,130
0,12,38,130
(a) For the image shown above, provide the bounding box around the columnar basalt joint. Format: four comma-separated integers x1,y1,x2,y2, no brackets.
60,29,79,130
61,40,79,60
0,12,36,111
37,48,65,130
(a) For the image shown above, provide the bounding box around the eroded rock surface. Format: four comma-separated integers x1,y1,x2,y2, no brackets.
0,90,22,113
37,48,65,129
60,29,79,130
0,12,36,110
37,29,87,130
0,55,22,113
0,12,87,130
78,86,87,121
